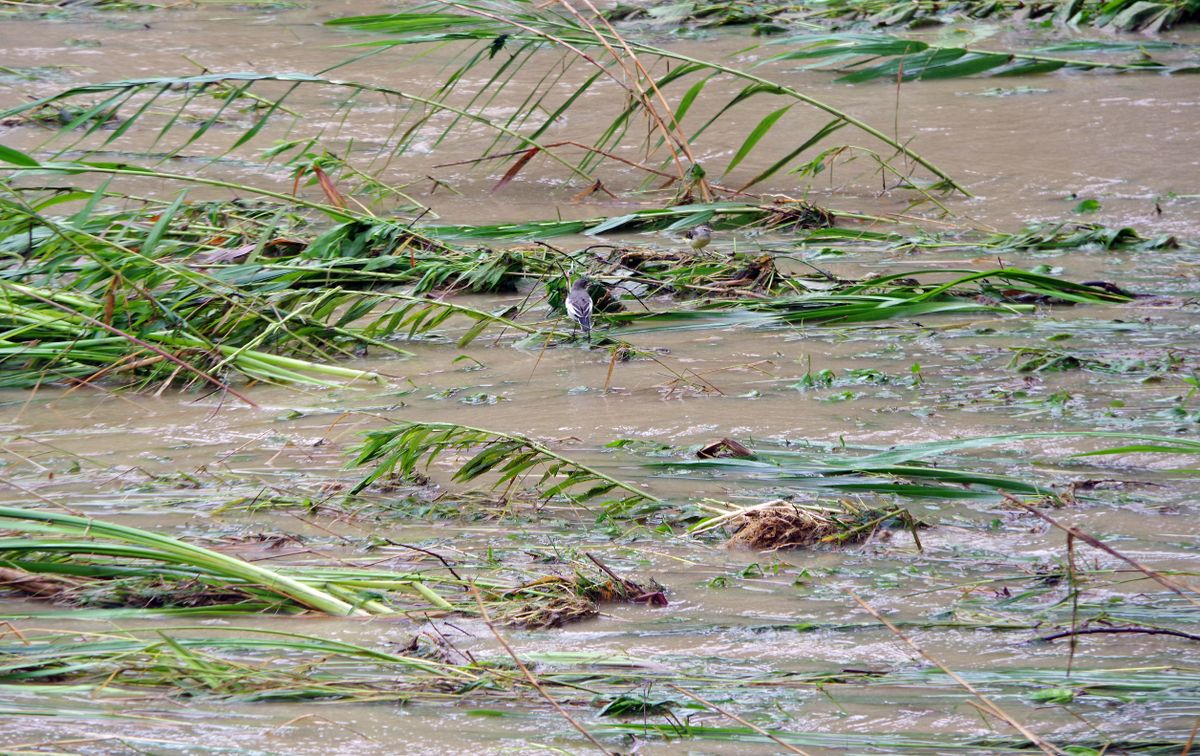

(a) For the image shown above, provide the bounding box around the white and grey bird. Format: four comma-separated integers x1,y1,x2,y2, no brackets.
565,277,593,339
684,224,713,252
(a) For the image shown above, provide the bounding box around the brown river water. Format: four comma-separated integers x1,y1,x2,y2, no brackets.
1,2,1199,754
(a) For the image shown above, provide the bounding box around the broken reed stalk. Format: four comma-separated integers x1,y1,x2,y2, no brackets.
1183,717,1200,756
1066,532,1079,675
848,590,1062,756
665,683,814,756
471,585,613,755
999,493,1200,606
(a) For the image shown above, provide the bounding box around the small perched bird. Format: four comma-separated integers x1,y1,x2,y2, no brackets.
565,277,593,339
684,224,713,252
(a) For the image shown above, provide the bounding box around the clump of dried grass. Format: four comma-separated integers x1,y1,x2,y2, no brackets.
495,588,600,629
492,554,667,629
693,499,920,552
725,504,846,550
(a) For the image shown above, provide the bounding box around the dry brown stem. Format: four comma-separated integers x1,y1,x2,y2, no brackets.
1000,492,1200,606
472,585,612,754
850,590,1062,756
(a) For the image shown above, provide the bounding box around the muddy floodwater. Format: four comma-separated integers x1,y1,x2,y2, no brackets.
1,2,1199,755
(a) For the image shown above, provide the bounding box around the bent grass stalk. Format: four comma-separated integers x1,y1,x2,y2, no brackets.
0,507,366,616
0,279,260,406
350,421,666,514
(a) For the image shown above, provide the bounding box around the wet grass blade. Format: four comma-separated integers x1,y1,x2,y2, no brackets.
0,507,366,616
764,32,1194,78
350,421,666,514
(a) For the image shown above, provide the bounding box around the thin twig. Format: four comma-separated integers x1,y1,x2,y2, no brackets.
0,476,85,516
1067,532,1079,675
382,540,464,582
1036,627,1200,643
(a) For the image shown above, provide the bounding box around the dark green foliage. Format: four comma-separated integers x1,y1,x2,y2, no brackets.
607,268,1131,330
350,421,666,515
605,0,1200,32
325,6,964,192
0,174,549,390
764,32,1200,80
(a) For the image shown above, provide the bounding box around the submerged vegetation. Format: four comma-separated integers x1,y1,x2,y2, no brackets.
0,158,1160,397
609,0,1200,32
0,0,1198,752
760,33,1200,78
0,506,663,625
